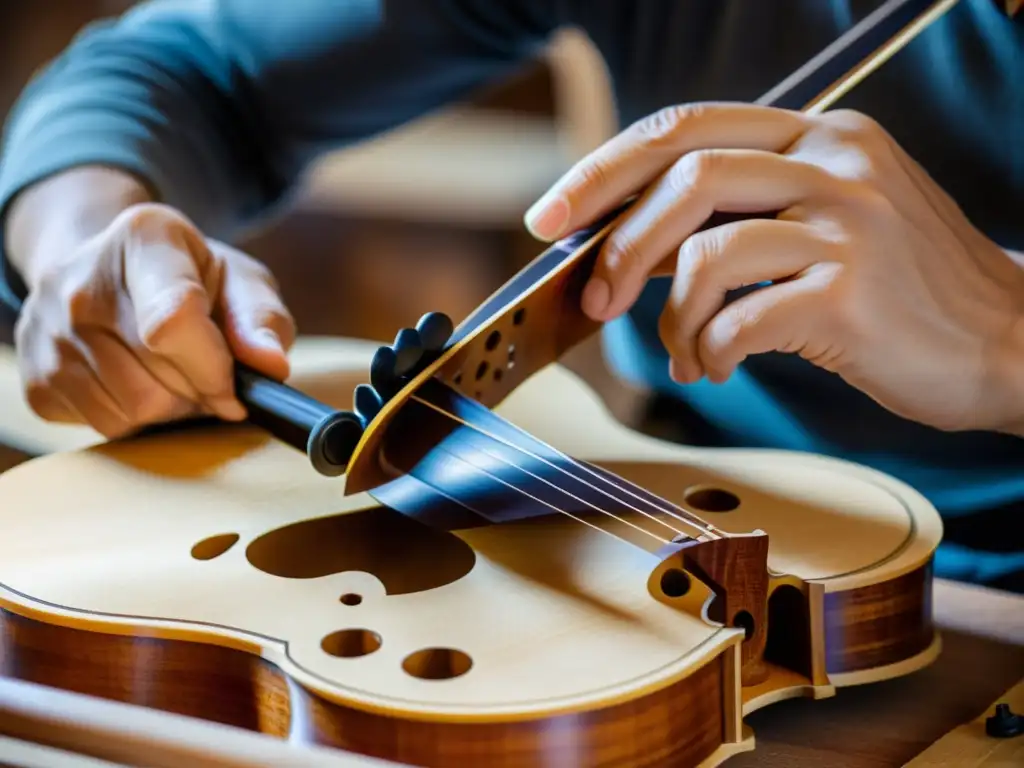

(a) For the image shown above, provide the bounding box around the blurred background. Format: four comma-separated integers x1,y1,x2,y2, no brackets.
0,2,644,471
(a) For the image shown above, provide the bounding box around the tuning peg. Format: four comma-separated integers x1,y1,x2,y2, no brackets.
392,327,423,377
416,311,454,352
370,345,401,401
353,382,384,427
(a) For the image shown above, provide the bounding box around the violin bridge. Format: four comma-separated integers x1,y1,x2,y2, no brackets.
648,531,773,688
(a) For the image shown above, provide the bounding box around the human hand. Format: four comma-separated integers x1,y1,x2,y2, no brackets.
13,202,295,438
524,103,1024,434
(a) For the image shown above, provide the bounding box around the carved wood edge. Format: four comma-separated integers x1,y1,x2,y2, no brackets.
0,676,407,768
902,676,1024,766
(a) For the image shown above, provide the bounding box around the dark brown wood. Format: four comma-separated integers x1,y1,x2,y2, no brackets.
824,560,935,674
683,534,771,687
0,606,728,768
0,609,292,736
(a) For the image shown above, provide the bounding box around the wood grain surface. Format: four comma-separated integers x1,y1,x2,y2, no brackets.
728,579,1024,767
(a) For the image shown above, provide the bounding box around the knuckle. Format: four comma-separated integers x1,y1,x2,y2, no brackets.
818,109,882,142
709,303,756,351
633,103,705,148
668,149,717,194
601,231,644,277
252,302,296,337
245,259,284,296
566,157,610,193
677,235,715,287
847,185,898,220
118,202,193,236
137,283,208,349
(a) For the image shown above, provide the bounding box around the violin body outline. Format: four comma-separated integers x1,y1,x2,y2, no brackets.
0,345,941,767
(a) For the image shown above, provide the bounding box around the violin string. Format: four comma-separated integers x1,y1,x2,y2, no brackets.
463,394,724,537
410,387,721,537
409,393,716,541
440,429,684,544
409,392,700,539
424,437,675,548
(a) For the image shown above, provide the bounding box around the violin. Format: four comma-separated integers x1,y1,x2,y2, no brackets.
0,1,976,766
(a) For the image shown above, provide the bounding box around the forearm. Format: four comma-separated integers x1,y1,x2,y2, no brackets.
5,167,152,291
0,0,557,311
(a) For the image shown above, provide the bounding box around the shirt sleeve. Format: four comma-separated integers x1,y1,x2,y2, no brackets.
0,0,560,311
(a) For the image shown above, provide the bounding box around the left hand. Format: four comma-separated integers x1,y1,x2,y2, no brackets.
524,103,1024,435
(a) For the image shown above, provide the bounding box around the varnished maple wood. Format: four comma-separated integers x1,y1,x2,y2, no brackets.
3,580,1021,768
824,560,935,675
0,607,728,767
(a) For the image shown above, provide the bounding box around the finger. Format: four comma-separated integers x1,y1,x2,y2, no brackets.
524,102,809,242
122,219,244,421
585,149,840,320
211,242,296,383
22,385,80,424
77,326,199,426
22,337,133,438
658,218,837,382
693,269,834,383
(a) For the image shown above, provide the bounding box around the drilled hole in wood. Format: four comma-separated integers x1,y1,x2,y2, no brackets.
191,533,239,561
507,345,516,368
339,593,362,606
485,330,501,351
512,308,526,325
660,568,691,598
733,610,755,640
453,371,463,385
245,508,475,594
684,487,740,512
493,368,503,382
321,629,381,658
402,647,472,680
475,361,489,380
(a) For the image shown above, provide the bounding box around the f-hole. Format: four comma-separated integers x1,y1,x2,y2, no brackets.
763,584,813,679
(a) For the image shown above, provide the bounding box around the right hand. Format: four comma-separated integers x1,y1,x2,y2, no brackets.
14,202,295,438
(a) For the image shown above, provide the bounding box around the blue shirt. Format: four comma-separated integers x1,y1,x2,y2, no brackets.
1,0,1022,587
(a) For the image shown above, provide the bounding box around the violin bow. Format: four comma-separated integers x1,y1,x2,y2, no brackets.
233,0,965,493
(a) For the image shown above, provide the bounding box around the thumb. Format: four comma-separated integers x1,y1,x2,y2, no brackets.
212,242,295,383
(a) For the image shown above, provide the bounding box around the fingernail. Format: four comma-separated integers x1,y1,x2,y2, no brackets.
253,328,283,352
669,359,701,384
524,194,570,241
581,278,610,318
